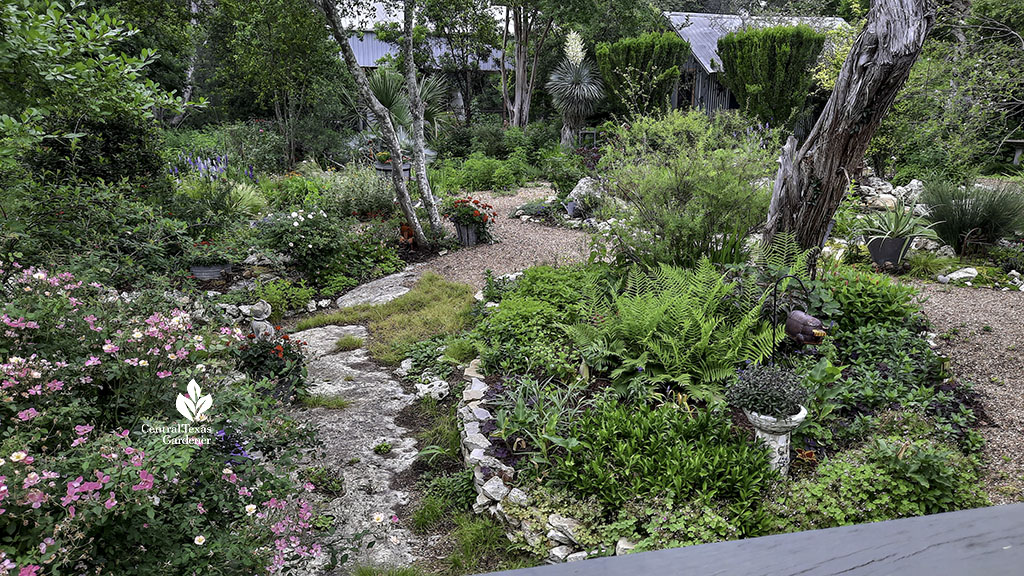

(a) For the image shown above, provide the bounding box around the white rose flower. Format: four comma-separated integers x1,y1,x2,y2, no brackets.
194,535,206,546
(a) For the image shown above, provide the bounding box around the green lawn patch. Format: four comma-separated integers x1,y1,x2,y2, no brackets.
297,272,476,364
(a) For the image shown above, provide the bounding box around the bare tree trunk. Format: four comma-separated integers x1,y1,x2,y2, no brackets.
764,0,937,250
170,0,201,126
318,0,428,246
403,0,443,238
511,8,531,127
499,6,511,126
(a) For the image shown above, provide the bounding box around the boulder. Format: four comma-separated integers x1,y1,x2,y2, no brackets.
414,380,449,400
547,529,573,545
548,545,574,563
505,487,530,507
865,176,893,195
481,476,510,501
464,358,484,381
867,194,898,210
547,513,581,544
566,552,588,562
615,537,637,556
947,267,979,281
394,358,414,378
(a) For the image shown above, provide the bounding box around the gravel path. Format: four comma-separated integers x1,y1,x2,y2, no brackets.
420,186,590,288
917,283,1024,504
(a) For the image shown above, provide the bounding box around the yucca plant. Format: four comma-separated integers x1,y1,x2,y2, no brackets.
547,31,604,148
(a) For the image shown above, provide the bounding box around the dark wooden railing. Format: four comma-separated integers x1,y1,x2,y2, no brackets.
479,504,1024,576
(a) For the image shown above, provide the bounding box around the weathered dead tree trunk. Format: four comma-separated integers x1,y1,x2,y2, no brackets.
318,0,428,246
764,0,937,250
403,0,443,238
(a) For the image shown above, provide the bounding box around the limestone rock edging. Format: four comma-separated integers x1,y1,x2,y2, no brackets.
456,363,593,564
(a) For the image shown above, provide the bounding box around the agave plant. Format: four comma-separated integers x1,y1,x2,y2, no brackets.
860,198,941,241
547,31,604,148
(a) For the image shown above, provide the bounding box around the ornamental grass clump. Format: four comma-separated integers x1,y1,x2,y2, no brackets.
727,363,808,418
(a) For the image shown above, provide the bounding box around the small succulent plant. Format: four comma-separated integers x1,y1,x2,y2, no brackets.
727,363,808,418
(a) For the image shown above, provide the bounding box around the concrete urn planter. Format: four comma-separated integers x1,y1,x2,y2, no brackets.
743,404,808,475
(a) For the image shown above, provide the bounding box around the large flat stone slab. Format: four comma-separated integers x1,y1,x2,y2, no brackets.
335,268,420,309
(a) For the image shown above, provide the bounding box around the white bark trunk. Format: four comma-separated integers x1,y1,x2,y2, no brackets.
403,0,443,238
319,0,428,246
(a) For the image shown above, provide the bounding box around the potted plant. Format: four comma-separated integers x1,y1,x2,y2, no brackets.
860,198,941,268
727,363,809,474
188,239,239,280
373,150,411,181
444,196,498,246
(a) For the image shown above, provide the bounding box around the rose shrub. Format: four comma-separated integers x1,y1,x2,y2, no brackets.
0,261,322,574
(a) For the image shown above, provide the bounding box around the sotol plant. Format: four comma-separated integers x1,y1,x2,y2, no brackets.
547,31,604,148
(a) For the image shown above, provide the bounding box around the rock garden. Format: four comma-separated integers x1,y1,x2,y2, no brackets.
3,1,1024,576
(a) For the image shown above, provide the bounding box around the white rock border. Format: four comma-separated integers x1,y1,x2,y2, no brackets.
457,362,594,564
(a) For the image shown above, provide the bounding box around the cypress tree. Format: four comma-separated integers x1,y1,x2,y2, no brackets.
717,25,826,127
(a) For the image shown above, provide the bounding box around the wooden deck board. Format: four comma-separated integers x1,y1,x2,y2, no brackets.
479,504,1024,576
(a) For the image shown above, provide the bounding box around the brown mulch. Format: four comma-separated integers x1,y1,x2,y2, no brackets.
420,186,590,288
917,282,1024,505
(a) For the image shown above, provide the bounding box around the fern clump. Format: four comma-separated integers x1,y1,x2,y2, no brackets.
562,259,780,402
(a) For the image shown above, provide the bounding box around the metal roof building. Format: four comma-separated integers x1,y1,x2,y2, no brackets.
345,2,503,71
664,12,848,115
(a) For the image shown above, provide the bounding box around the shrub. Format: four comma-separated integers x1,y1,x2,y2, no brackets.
550,392,773,535
596,110,778,268
540,147,588,199
773,438,987,532
11,179,189,288
923,179,1024,255
820,266,920,332
717,25,826,127
310,164,394,220
254,279,315,322
0,264,320,574
213,120,288,174
460,153,504,191
233,328,308,400
257,209,401,286
596,31,691,116
469,120,508,158
29,111,167,188
473,266,597,377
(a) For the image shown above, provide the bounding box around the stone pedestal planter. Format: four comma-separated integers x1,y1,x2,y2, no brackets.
189,264,232,281
374,161,411,181
743,405,807,475
455,223,479,246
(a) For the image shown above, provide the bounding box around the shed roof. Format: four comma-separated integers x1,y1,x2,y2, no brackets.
664,12,848,74
348,33,502,71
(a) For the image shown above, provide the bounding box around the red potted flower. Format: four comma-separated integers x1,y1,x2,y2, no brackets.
444,196,498,246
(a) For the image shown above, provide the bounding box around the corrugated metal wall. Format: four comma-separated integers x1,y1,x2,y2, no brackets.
686,54,733,116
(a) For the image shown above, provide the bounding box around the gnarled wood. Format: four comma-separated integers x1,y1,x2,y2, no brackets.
764,0,937,250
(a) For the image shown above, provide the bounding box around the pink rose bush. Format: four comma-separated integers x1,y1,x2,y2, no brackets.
0,262,323,574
